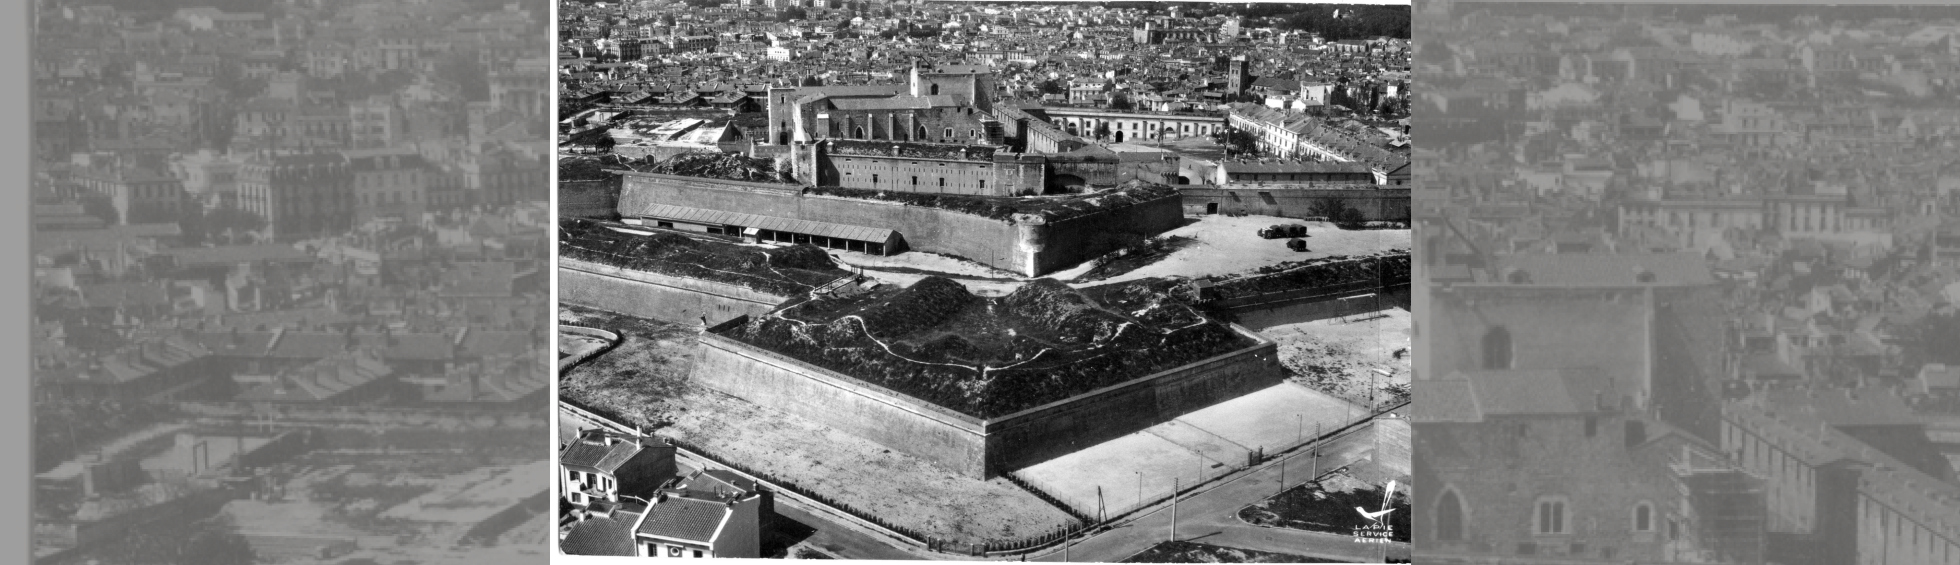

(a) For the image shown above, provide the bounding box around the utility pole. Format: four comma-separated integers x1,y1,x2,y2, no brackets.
1169,477,1178,542
1311,422,1321,485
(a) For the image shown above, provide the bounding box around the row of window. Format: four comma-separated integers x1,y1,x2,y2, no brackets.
359,191,420,206
853,172,984,191
1430,491,1667,542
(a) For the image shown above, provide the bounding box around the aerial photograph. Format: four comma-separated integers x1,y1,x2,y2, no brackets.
30,0,553,564
553,0,1414,562
1415,2,1960,564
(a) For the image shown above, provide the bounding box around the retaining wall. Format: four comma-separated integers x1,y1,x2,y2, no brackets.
1180,187,1412,222
981,326,1283,471
1017,193,1185,276
692,330,991,477
615,172,1184,276
558,258,793,325
1228,285,1413,330
689,320,1283,479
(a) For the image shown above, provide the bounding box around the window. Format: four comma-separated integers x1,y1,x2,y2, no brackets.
978,180,985,190
1584,416,1598,438
693,550,704,558
668,545,683,557
872,174,879,184
938,178,945,188
1435,488,1466,541
1536,497,1568,535
1483,327,1513,370
911,176,917,186
944,128,953,138
1633,502,1655,532
930,84,939,95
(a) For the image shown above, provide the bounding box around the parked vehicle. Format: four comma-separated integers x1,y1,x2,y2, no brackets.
1287,238,1309,252
1258,224,1309,239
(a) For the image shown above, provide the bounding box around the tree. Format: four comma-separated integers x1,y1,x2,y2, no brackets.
1310,198,1369,229
1093,121,1111,140
1109,92,1133,111
1327,86,1355,111
1037,79,1067,95
1215,126,1259,155
778,7,808,21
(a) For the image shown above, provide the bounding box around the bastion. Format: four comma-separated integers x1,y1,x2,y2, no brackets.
687,277,1285,479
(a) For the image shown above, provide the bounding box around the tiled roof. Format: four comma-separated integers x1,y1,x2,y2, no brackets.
828,94,956,111
1221,161,1374,175
561,434,645,473
561,507,644,556
162,244,311,267
1760,387,1921,428
1496,252,1714,286
236,351,391,402
679,469,758,496
635,495,730,544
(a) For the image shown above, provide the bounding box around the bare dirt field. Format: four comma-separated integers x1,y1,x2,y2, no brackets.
1017,382,1366,516
557,305,698,428
1049,214,1410,285
824,214,1408,296
558,306,1075,544
1259,308,1413,409
663,389,1075,543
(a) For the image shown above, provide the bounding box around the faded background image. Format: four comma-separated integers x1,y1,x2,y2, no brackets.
1413,1,1960,564
29,0,552,563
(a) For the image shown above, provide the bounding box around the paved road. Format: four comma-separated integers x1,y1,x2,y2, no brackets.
1027,420,1412,563
563,401,1406,562
775,503,926,561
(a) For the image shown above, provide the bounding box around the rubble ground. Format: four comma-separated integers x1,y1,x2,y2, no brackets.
556,306,699,429
557,308,1077,544
1259,309,1413,409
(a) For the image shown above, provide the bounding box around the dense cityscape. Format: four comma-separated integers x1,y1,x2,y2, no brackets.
554,0,1415,562
1416,3,1960,565
31,0,552,563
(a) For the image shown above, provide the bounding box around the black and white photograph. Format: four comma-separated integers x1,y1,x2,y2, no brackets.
551,0,1413,562
1414,2,1960,564
29,0,554,563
